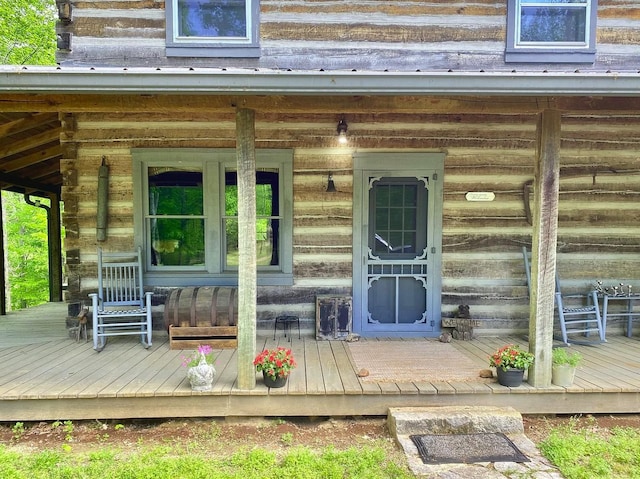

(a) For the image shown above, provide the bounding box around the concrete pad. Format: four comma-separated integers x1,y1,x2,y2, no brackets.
388,406,563,478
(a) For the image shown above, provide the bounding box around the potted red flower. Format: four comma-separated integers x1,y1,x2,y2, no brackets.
488,344,534,387
253,347,297,388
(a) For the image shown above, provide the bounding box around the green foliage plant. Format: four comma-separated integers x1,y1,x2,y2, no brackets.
552,348,582,367
11,422,25,441
63,420,74,442
0,0,56,65
280,432,294,446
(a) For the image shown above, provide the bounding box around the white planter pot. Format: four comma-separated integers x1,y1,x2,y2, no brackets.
552,364,576,387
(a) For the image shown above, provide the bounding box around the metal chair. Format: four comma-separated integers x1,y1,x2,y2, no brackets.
522,247,605,345
89,247,153,352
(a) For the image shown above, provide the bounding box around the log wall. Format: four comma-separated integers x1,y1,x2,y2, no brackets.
56,1,640,72
60,105,640,333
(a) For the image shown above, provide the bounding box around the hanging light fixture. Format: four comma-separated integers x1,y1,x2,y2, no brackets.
326,172,337,192
336,118,348,144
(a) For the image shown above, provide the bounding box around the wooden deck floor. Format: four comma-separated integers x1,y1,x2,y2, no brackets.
1,304,640,421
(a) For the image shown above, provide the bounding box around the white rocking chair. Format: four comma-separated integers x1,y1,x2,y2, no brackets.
523,247,605,345
89,247,153,352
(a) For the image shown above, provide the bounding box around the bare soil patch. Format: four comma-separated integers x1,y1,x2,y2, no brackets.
1,414,638,456
0,416,393,455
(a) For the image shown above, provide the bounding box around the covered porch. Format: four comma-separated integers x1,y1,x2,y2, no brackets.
1,303,639,422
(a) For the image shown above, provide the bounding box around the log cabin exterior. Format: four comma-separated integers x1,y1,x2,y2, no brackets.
2,0,640,388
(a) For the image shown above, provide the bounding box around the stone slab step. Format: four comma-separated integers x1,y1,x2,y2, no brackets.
388,405,524,437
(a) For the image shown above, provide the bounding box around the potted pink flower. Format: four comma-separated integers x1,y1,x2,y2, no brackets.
181,345,216,392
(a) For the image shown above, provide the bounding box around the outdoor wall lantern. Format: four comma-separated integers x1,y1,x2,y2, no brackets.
337,118,348,144
326,173,337,192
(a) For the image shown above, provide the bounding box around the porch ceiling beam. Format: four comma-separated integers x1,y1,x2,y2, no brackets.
2,94,640,115
0,112,58,137
0,172,61,195
0,145,63,173
0,127,61,158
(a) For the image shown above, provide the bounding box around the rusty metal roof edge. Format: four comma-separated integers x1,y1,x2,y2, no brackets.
1,66,639,96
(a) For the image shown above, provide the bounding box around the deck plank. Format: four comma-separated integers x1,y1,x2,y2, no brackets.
330,341,363,395
63,342,158,398
94,341,176,398
304,340,326,394
413,382,437,394
0,340,80,388
286,338,308,395
317,341,344,394
4,341,102,399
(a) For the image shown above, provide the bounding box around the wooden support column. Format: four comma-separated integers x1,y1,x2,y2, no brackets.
48,193,63,302
528,109,561,387
0,193,6,315
236,107,257,390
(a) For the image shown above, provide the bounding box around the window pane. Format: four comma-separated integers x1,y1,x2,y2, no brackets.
224,168,280,268
148,168,203,215
521,0,585,3
520,6,587,42
178,0,247,38
225,218,278,266
225,169,279,215
150,218,205,266
389,185,404,207
375,185,389,207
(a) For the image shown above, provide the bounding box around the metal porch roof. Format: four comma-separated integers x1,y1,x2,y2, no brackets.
1,66,640,96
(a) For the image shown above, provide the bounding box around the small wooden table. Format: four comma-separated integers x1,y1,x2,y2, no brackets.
602,294,640,337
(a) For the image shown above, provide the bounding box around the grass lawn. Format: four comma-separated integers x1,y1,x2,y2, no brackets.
0,417,413,479
0,445,412,479
538,416,640,479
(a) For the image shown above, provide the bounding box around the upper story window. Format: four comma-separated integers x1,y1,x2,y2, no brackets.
166,0,260,58
506,0,597,63
133,149,293,287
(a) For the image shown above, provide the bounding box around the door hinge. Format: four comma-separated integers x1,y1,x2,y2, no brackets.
431,247,436,254
430,320,435,327
433,173,438,181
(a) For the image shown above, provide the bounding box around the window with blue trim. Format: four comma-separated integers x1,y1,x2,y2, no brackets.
506,0,597,63
133,149,293,287
166,0,260,58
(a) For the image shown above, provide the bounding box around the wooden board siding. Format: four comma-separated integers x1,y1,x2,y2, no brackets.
60,106,640,334
56,1,640,71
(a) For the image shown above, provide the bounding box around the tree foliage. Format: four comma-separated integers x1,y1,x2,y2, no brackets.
0,0,56,65
2,192,50,309
0,2,57,308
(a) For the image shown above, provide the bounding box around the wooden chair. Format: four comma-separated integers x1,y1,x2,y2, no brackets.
89,247,153,352
522,247,605,345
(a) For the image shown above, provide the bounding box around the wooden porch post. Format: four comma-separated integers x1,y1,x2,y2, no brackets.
236,107,257,390
528,109,561,387
0,193,6,314
48,192,63,302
